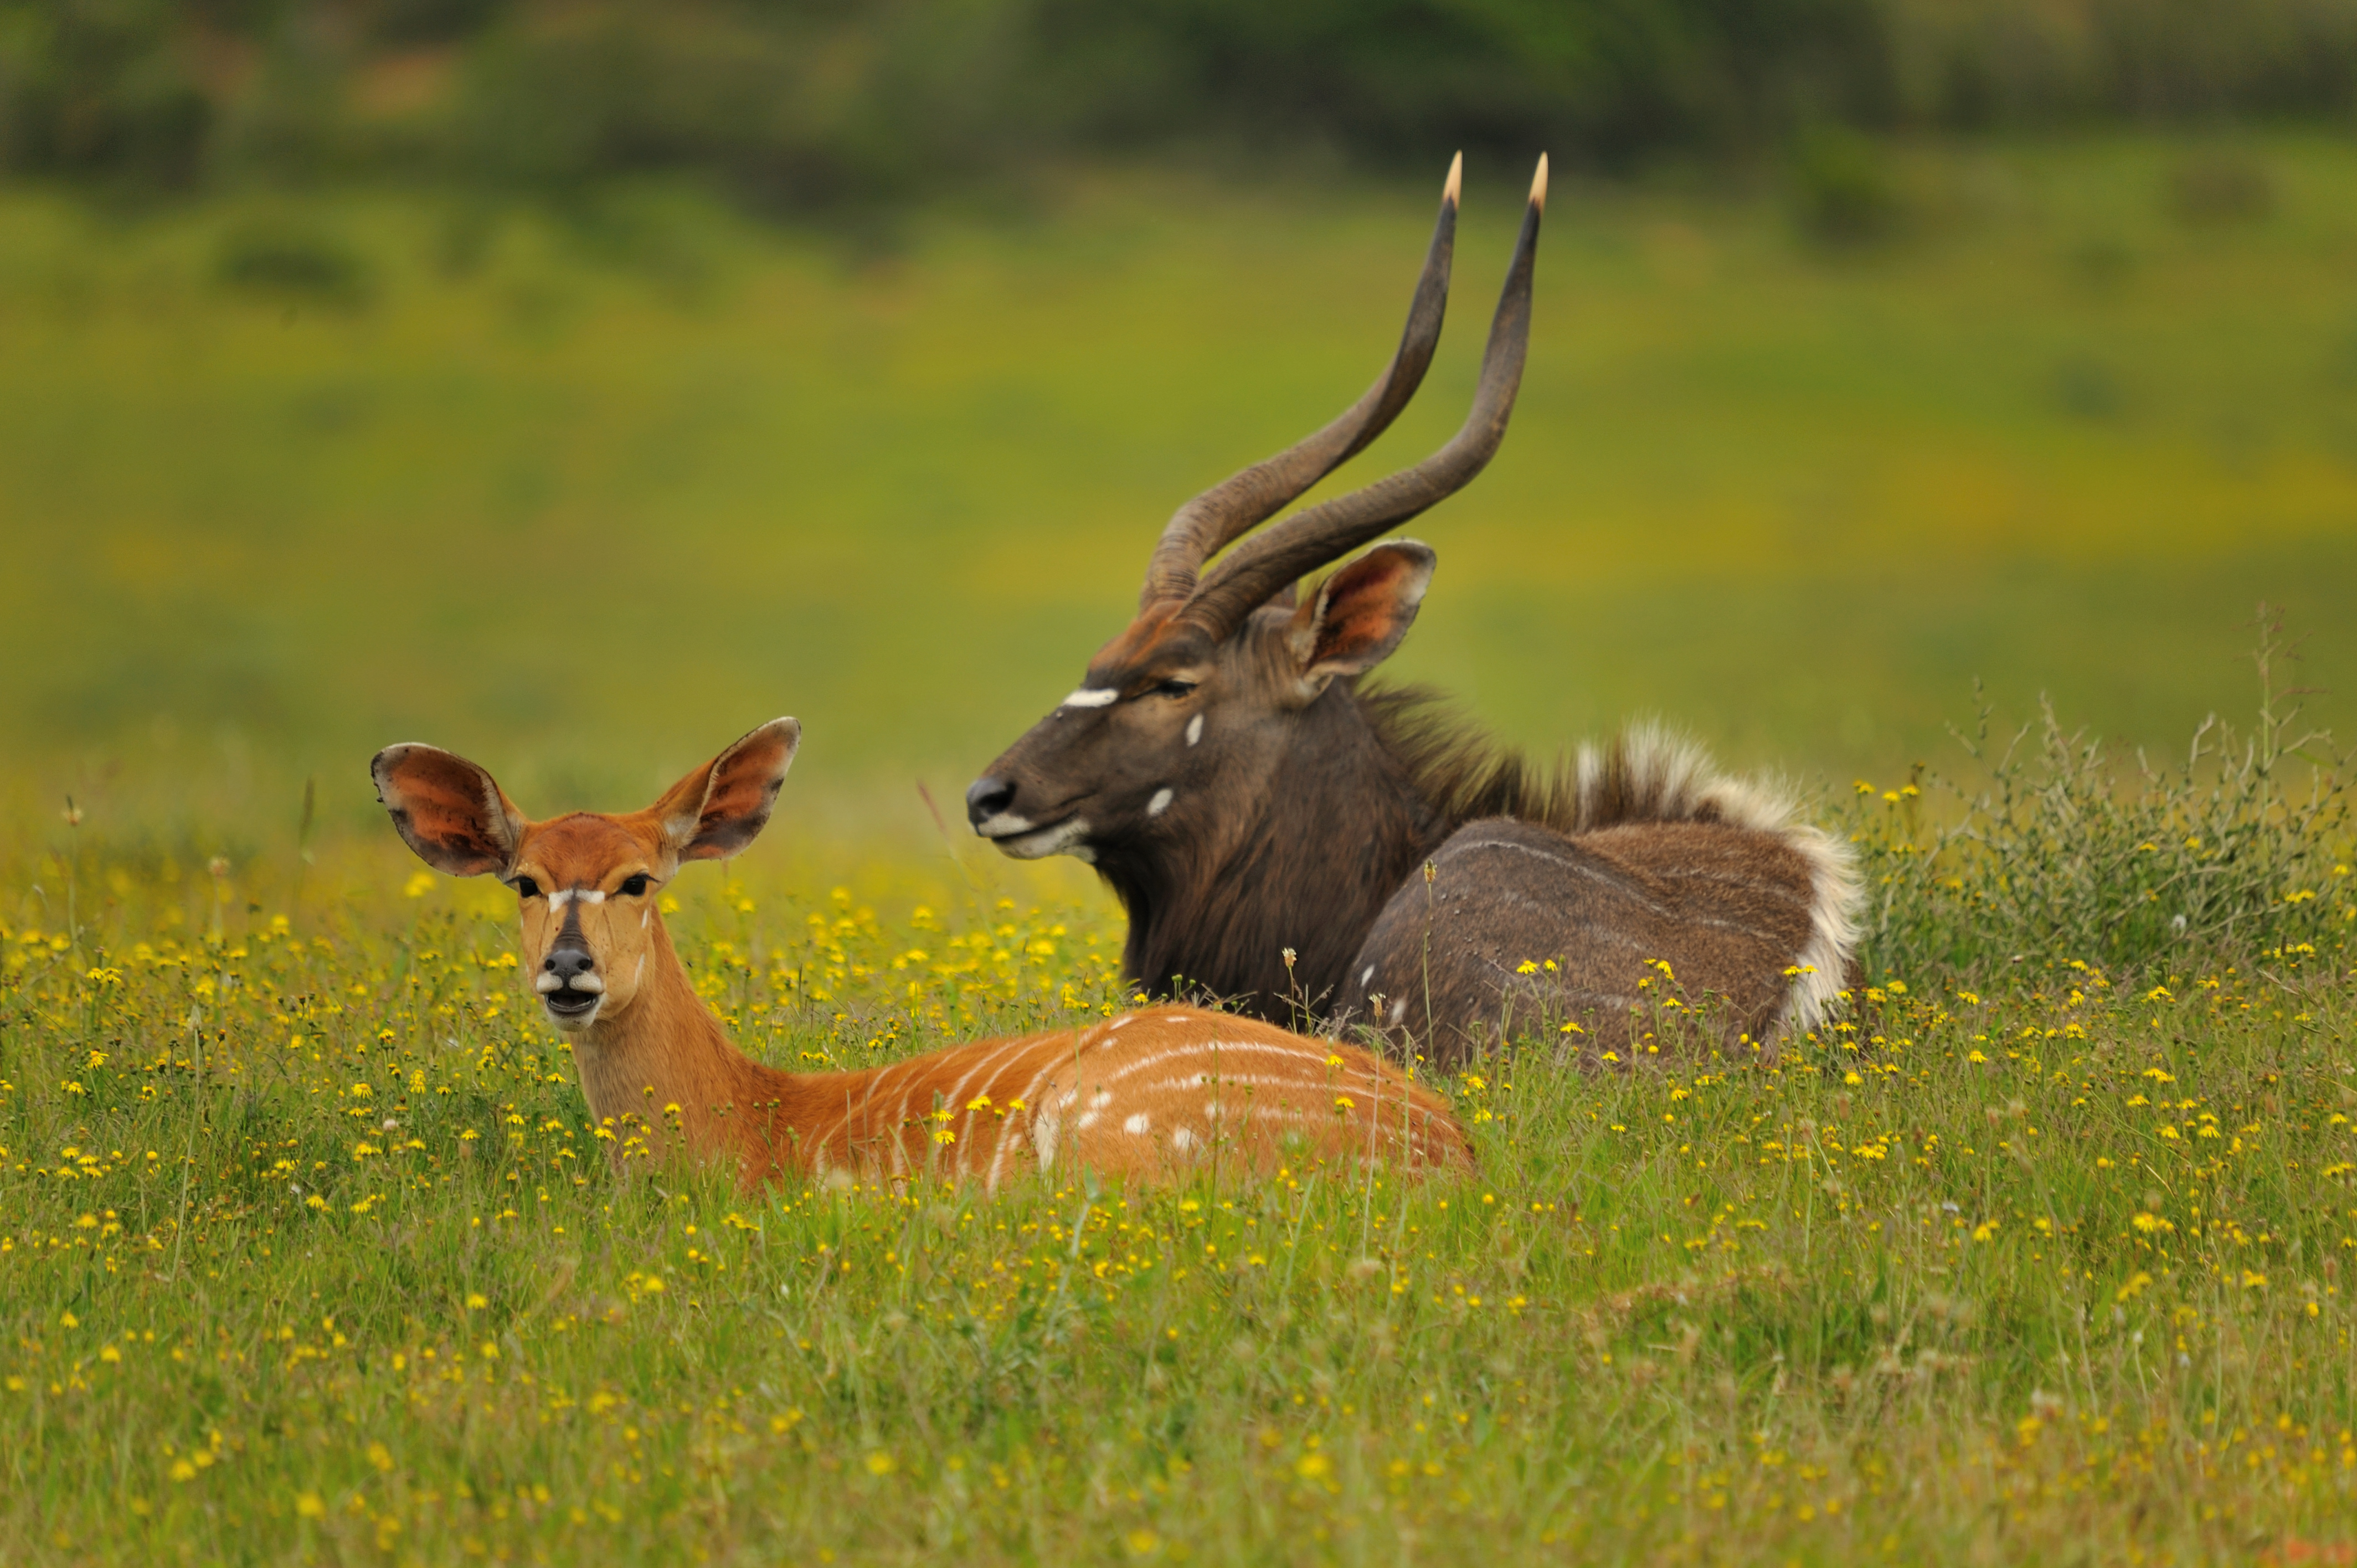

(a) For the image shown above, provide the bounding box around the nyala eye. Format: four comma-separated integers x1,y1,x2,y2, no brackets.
1152,679,1199,699
512,876,543,900
619,874,651,898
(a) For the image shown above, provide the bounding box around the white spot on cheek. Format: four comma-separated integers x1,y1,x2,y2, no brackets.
1147,788,1174,818
1123,1112,1151,1135
634,954,645,985
1185,714,1203,746
1061,688,1118,709
640,909,650,929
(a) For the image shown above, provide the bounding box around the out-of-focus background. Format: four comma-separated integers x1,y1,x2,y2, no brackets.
6,0,2355,860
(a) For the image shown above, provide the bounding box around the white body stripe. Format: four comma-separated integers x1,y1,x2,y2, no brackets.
747,1009,1463,1192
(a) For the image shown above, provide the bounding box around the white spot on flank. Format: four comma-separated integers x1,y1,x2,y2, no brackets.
1389,999,1407,1025
1075,1112,1100,1131
1123,1112,1151,1135
1361,965,1375,987
1147,788,1174,818
1185,714,1203,746
1062,687,1118,709
1171,1127,1198,1151
1090,1090,1114,1110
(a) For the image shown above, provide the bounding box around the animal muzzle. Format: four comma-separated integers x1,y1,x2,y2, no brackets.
965,775,1096,862
965,775,1024,834
537,941,604,1020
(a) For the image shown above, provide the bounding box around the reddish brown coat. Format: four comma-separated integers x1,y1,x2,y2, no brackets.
373,721,1468,1192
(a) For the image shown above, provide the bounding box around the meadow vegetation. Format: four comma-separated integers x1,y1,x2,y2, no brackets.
3,644,2354,1564
7,132,2357,847
7,119,2357,1565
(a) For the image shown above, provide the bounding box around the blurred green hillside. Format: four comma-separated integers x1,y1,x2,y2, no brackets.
12,0,2357,202
4,133,2356,856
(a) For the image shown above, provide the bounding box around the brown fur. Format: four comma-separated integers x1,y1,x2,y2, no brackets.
967,163,1854,1065
970,559,1858,1067
375,723,1469,1192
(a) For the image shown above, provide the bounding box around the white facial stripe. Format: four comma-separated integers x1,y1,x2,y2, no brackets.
1061,688,1118,709
546,888,608,909
1186,715,1203,747
1147,788,1174,818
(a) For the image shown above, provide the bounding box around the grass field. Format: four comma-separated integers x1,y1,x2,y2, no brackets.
2,823,2354,1565
5,133,2357,851
7,129,2357,1563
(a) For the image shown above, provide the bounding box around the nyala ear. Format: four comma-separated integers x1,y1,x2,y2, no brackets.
1283,541,1437,701
372,744,527,878
649,718,802,863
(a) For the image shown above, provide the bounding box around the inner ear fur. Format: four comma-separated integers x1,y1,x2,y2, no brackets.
372,744,527,878
650,718,802,862
1285,540,1437,694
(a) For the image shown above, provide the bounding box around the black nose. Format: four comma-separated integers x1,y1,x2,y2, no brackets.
966,776,1017,827
544,946,596,983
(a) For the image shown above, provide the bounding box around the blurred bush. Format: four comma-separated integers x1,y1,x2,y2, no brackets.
1787,123,1906,244
213,210,372,304
3,0,2356,202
